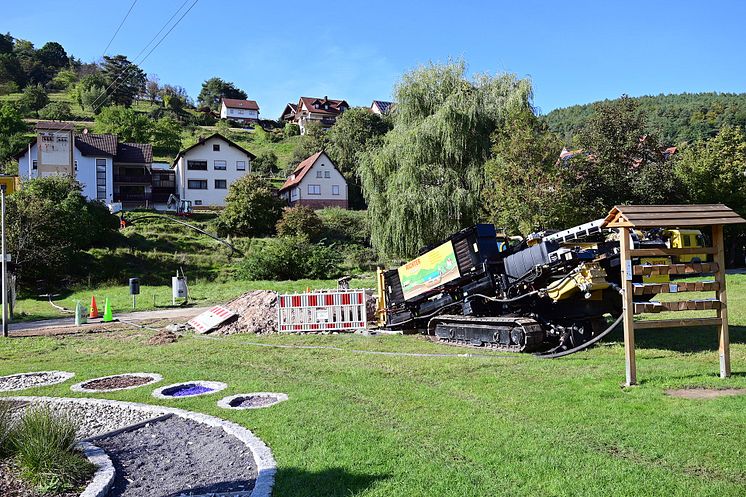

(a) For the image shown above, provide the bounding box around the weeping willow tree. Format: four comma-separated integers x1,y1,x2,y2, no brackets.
359,61,533,258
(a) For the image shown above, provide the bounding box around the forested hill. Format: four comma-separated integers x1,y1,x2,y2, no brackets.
543,92,746,146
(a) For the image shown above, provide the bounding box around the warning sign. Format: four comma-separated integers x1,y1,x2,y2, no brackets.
187,306,236,334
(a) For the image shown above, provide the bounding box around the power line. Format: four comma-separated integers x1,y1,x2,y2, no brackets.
89,0,199,115
101,0,139,57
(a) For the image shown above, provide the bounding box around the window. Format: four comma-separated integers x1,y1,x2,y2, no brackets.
96,158,107,201
187,160,208,170
332,185,340,195
74,160,78,172
214,179,227,189
324,171,330,178
308,184,321,195
236,161,246,171
213,144,220,151
214,160,227,170
32,160,37,170
683,235,692,247
194,200,203,206
316,170,322,178
188,179,208,189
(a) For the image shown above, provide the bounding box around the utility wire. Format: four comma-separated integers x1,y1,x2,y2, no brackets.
101,0,139,57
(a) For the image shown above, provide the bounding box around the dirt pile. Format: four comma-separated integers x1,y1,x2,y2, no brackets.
213,290,278,335
147,330,179,345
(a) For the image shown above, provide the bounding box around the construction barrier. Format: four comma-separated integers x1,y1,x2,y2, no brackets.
277,289,367,333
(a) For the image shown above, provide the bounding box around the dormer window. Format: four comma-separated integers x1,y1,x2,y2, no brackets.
324,104,329,110
314,103,319,109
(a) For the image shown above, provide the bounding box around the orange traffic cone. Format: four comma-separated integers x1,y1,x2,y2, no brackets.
89,296,99,319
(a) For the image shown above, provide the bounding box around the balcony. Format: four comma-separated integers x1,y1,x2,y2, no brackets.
114,192,151,202
114,174,151,184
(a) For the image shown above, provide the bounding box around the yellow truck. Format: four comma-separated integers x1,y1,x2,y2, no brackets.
664,229,707,263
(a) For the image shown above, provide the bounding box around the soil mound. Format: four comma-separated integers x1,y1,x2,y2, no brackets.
213,290,278,335
147,330,178,345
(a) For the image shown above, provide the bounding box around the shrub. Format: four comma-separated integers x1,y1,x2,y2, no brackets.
276,206,324,241
38,101,73,120
18,84,49,115
284,122,300,136
0,401,12,457
216,175,284,237
253,150,278,175
237,236,343,280
317,208,370,245
11,407,94,493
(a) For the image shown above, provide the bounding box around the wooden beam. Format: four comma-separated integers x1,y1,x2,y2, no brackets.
620,227,636,386
633,262,719,276
713,224,731,378
634,300,722,314
634,317,722,329
630,247,716,257
632,281,720,296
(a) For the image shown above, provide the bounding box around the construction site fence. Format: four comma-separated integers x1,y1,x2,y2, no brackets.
277,289,367,332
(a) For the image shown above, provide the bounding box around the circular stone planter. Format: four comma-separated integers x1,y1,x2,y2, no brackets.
71,373,163,393
152,380,227,399
0,371,75,392
218,393,289,410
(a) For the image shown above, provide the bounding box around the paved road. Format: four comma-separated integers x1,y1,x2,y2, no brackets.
8,306,208,333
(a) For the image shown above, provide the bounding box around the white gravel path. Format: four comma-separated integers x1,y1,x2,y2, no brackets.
0,370,75,391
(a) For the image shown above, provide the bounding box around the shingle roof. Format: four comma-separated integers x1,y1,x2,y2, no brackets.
75,133,118,156
298,97,348,116
279,151,325,191
116,142,153,164
603,204,746,228
35,121,75,131
222,98,260,111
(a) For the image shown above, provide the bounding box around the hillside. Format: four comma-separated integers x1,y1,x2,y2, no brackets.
543,92,746,146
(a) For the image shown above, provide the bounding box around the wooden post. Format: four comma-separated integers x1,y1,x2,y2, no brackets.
712,225,730,378
619,227,637,386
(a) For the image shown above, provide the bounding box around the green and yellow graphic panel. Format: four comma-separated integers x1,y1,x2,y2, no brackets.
398,241,461,301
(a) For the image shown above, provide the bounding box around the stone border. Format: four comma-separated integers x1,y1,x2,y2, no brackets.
218,392,289,410
78,441,115,497
71,373,163,393
7,396,276,497
152,380,227,399
0,370,75,391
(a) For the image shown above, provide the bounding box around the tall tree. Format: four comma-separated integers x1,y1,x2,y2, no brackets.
101,55,146,107
94,106,152,143
0,103,28,169
197,77,247,110
325,107,392,209
359,61,532,258
36,41,68,70
145,75,160,104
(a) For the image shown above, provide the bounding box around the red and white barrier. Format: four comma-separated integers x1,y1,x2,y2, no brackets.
277,290,367,333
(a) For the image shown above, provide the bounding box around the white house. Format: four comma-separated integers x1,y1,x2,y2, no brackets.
220,98,260,123
16,126,117,204
279,151,348,209
172,133,255,207
370,100,394,115
292,97,349,134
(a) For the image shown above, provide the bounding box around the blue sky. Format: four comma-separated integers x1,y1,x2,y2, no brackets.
3,0,745,118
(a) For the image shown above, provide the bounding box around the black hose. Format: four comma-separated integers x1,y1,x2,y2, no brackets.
534,313,624,359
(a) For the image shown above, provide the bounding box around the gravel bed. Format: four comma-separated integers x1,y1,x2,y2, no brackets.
0,371,75,391
71,373,162,393
94,415,256,497
10,399,167,439
218,393,289,410
152,381,227,400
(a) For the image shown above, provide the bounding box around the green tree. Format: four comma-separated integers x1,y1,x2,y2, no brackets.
216,175,284,237
94,106,152,143
252,150,278,175
0,33,13,54
0,103,28,168
101,55,146,107
151,117,182,155
7,176,118,290
284,122,300,136
0,53,24,90
288,121,325,171
36,41,68,71
326,107,391,209
50,68,78,90
481,109,568,234
38,101,73,120
197,77,247,110
359,61,532,257
276,206,324,241
18,83,48,115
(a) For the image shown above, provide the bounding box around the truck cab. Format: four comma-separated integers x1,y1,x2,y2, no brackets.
664,229,706,262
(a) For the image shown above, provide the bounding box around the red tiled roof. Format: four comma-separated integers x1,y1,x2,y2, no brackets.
298,97,348,116
221,98,259,111
279,151,324,191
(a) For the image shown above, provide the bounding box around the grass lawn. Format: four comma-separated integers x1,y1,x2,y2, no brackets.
2,277,746,496
12,277,375,321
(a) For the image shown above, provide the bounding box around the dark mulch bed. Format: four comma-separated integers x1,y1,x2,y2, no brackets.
0,459,82,497
82,375,152,390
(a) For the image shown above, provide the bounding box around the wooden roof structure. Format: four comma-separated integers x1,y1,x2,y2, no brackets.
603,204,745,228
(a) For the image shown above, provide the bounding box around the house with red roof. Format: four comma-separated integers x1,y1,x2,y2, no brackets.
278,151,348,209
220,98,260,123
292,96,349,134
